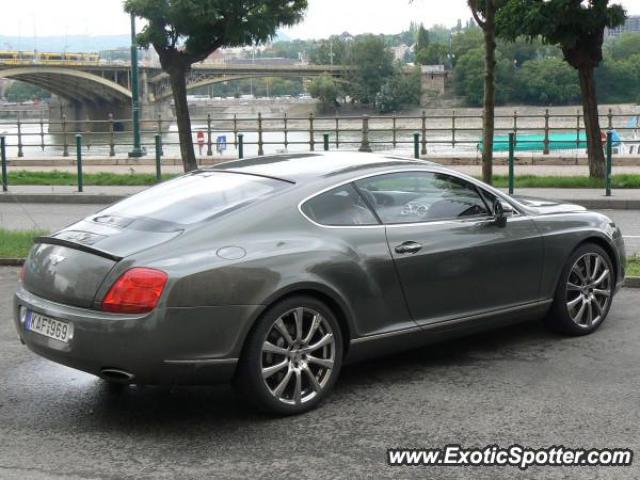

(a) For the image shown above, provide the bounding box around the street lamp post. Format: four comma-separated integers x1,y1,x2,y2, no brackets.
128,13,145,158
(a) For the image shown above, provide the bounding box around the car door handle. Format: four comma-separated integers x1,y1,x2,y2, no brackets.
394,241,422,255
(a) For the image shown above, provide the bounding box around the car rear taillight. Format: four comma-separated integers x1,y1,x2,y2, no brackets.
102,268,168,314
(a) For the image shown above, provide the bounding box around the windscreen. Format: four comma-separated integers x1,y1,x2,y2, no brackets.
94,171,290,227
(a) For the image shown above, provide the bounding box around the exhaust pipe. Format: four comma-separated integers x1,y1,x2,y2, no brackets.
101,368,135,383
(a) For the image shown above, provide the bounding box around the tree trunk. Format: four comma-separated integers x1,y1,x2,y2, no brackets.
577,65,605,178
169,69,198,172
481,2,496,185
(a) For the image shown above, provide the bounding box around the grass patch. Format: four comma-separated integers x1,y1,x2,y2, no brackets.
0,229,48,258
627,256,640,277
7,170,178,186
491,174,640,189
7,171,640,188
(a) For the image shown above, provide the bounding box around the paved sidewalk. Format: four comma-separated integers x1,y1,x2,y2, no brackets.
1,184,639,209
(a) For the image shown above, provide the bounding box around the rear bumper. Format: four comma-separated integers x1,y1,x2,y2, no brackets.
14,286,263,385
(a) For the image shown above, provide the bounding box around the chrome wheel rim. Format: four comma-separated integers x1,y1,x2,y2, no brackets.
566,253,612,328
261,307,336,406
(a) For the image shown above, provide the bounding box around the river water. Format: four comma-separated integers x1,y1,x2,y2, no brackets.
0,119,427,159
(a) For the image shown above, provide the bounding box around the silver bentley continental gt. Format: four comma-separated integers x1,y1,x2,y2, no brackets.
14,153,626,414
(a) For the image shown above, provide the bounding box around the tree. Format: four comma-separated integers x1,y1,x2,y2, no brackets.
596,55,640,103
124,0,307,172
375,66,421,113
467,0,507,185
416,43,449,65
451,26,483,66
605,31,640,61
346,35,395,108
496,0,626,179
416,24,430,52
309,36,348,65
308,73,341,111
5,81,50,102
454,47,515,105
515,58,581,105
428,25,452,44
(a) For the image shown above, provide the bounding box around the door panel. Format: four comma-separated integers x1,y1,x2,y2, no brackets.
355,170,544,326
385,217,543,325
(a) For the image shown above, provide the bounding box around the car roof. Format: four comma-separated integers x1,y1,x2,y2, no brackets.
210,152,437,183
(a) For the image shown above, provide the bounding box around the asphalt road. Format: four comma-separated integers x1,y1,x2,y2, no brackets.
1,202,639,256
1,267,639,479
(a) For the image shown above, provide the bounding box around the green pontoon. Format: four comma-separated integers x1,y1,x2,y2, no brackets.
479,131,621,152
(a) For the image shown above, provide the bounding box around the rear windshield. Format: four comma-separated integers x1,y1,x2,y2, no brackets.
94,172,289,227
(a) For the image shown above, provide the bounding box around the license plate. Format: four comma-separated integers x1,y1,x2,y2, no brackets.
26,311,73,343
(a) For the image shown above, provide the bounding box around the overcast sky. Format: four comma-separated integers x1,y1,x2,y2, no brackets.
0,0,638,39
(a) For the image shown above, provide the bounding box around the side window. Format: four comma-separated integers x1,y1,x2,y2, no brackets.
355,172,491,224
301,184,379,226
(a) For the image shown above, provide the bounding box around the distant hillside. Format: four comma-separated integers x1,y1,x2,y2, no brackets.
0,29,292,53
0,35,130,53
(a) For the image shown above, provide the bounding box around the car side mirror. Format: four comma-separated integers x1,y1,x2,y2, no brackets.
493,199,513,228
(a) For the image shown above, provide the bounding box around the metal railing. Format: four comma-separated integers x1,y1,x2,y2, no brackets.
0,130,633,199
0,108,638,160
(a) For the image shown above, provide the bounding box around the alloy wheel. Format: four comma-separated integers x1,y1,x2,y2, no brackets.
261,307,336,406
565,252,612,328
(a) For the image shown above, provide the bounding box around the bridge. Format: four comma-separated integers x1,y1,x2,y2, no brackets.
0,59,348,129
0,57,445,130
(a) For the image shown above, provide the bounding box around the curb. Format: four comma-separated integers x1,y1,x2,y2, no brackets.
623,277,640,288
0,257,638,288
565,199,640,210
0,258,25,266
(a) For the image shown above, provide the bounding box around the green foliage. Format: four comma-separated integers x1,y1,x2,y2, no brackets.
451,27,483,65
308,74,341,110
453,47,485,105
268,40,312,60
7,170,177,186
5,81,50,102
449,19,638,106
416,24,430,51
125,0,308,66
596,55,640,103
427,25,453,44
346,35,395,107
514,58,581,105
496,0,626,69
490,174,640,189
309,36,348,65
0,229,49,258
627,256,640,277
416,43,449,65
399,22,420,45
124,0,307,169
190,77,304,97
497,0,626,46
605,32,640,60
375,67,422,113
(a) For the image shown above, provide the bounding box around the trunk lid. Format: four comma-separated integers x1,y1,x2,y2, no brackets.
23,216,183,308
23,243,117,308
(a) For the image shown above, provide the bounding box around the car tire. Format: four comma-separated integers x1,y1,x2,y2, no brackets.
235,295,343,415
545,243,615,336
